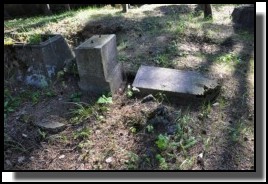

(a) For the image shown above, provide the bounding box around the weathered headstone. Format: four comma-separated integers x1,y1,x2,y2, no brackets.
4,34,74,88
75,34,124,95
232,5,254,32
132,65,220,104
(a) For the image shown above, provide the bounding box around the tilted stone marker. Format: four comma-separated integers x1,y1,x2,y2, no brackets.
132,65,220,104
75,34,124,95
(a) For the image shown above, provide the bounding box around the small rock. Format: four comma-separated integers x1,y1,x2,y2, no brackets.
18,156,25,163
198,113,204,120
105,157,113,163
30,156,35,161
78,163,85,170
198,152,203,159
212,102,219,106
197,153,204,165
59,155,65,159
141,94,156,103
201,129,207,135
132,87,140,92
22,134,28,138
248,114,253,120
5,160,12,166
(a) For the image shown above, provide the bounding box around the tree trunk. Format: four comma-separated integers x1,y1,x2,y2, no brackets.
64,4,71,11
122,4,128,13
42,4,52,15
204,4,212,19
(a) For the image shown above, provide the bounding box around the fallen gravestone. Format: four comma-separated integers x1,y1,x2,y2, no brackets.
132,65,220,104
75,34,124,95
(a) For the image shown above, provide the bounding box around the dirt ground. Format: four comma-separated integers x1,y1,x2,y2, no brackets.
4,4,254,170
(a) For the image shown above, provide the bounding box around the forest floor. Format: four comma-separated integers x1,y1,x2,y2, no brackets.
4,4,254,170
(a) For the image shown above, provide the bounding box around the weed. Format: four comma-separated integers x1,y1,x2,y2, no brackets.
201,102,211,118
38,129,47,140
118,54,128,63
155,134,169,150
4,133,28,153
129,126,137,134
156,154,168,170
31,91,41,105
216,53,241,64
27,34,41,44
146,125,154,133
4,37,15,45
154,54,172,67
155,92,169,104
175,21,186,34
73,127,92,140
4,88,21,119
126,85,134,98
126,152,139,170
70,102,93,124
97,94,113,104
69,92,82,102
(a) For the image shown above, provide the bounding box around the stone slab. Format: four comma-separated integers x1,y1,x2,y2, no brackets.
132,65,220,103
34,115,67,133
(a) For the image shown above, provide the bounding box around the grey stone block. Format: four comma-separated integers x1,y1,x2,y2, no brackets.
75,34,124,95
5,34,74,88
132,65,220,104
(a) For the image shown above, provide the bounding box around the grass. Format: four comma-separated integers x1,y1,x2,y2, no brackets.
70,102,94,124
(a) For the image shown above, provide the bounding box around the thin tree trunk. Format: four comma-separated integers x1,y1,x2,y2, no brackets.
204,4,212,19
122,4,128,13
42,4,52,15
64,4,71,11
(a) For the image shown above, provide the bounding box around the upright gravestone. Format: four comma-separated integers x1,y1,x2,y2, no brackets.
75,34,124,95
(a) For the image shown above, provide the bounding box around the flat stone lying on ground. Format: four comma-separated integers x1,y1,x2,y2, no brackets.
75,34,124,95
34,115,67,132
132,65,220,104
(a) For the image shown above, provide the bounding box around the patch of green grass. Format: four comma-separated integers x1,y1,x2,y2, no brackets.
146,124,154,133
201,102,212,118
156,154,168,170
154,54,172,67
27,33,41,44
155,134,170,150
70,102,93,124
69,92,82,102
38,129,47,140
229,119,253,143
4,133,28,153
236,30,254,42
126,151,139,170
118,54,129,63
4,88,21,120
175,21,186,35
216,52,242,64
97,94,113,104
73,127,92,140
